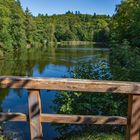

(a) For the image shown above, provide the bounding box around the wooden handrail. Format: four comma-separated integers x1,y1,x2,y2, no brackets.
0,113,127,125
0,76,140,94
0,76,140,140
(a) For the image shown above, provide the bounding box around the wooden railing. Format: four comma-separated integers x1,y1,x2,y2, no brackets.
0,76,140,140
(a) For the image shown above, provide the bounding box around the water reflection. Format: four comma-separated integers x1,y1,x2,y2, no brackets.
0,45,109,139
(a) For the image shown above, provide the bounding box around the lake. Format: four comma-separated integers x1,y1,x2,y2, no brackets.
0,45,109,139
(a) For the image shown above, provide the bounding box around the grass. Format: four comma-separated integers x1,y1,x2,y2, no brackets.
58,127,124,140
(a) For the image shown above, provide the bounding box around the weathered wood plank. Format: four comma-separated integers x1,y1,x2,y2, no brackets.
28,90,43,140
0,113,127,125
0,76,140,94
126,95,140,140
41,114,127,125
0,113,27,122
0,76,140,140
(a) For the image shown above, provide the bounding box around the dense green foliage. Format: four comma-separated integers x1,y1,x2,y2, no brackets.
49,13,110,42
0,0,26,50
0,0,140,50
0,0,110,51
111,0,140,47
109,0,140,82
110,40,140,82
54,60,119,116
53,60,126,137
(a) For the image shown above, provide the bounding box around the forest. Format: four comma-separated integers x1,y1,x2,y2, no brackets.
0,0,111,51
0,0,140,139
0,0,140,51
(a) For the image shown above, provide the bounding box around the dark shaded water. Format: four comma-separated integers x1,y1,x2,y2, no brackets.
0,45,109,139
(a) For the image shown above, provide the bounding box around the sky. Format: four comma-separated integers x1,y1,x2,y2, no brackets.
20,0,121,16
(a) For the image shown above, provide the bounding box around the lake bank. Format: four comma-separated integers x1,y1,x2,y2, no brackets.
57,41,106,46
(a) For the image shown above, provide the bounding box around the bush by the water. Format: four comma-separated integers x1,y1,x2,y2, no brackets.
53,59,127,137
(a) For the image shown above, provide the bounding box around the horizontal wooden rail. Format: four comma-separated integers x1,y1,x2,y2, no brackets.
0,113,27,122
0,76,140,140
0,76,140,94
0,113,127,125
41,114,127,125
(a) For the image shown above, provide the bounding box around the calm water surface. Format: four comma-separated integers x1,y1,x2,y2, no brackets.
0,45,109,140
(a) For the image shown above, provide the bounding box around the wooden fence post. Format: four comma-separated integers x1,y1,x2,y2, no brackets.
28,90,43,140
126,95,140,140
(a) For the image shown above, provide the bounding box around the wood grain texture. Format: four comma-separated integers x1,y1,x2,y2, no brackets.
126,95,140,140
28,90,43,140
0,113,127,125
0,113,27,122
41,114,127,125
0,76,140,94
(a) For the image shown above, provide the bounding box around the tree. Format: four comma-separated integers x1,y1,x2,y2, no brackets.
9,0,26,48
0,1,111,50
25,7,36,45
111,0,140,47
16,0,21,7
0,3,12,50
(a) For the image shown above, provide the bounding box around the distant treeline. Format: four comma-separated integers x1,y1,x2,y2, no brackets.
0,0,140,51
59,41,106,46
0,0,110,50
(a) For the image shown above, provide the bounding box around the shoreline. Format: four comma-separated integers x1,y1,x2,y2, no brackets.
57,41,106,46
